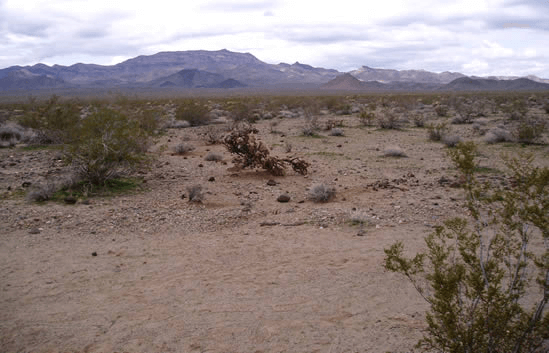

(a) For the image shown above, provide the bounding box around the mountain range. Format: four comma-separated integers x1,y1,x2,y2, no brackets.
1,49,548,92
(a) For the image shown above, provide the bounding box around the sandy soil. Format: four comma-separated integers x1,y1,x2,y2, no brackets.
1,110,548,352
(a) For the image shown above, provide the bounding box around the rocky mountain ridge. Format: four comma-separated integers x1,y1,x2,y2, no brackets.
1,49,548,91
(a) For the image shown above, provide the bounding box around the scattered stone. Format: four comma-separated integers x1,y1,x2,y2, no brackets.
277,194,291,203
91,252,97,257
28,228,40,234
22,181,32,187
198,164,204,168
208,177,215,182
266,179,277,186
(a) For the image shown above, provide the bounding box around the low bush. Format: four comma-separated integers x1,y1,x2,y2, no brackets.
442,134,463,147
308,183,336,203
383,146,407,157
513,118,546,144
377,109,402,129
484,127,513,144
204,152,223,161
174,143,195,155
427,122,450,141
186,185,204,203
65,108,149,186
175,99,210,126
359,110,376,126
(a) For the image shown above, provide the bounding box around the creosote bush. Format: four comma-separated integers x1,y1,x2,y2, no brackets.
175,99,210,126
384,141,549,353
65,108,149,186
223,126,309,176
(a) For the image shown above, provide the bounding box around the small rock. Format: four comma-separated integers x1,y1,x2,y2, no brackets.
266,179,277,186
28,228,40,234
198,164,204,167
22,181,32,187
277,194,291,203
208,177,215,182
91,252,98,257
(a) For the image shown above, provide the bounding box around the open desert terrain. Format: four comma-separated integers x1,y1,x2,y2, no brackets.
1,93,548,352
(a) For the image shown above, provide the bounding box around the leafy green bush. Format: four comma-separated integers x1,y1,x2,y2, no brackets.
384,142,549,353
65,108,149,185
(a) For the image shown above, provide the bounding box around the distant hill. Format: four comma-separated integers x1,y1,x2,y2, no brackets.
321,73,367,90
149,69,246,89
441,77,549,91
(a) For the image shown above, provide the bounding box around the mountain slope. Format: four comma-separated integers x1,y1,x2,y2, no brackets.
0,69,67,91
350,66,465,84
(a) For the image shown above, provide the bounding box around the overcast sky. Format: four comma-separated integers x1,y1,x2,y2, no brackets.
1,0,547,77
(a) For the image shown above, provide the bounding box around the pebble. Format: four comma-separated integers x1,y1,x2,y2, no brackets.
277,194,291,203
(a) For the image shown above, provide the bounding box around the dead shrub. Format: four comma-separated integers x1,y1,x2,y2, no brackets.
223,126,309,176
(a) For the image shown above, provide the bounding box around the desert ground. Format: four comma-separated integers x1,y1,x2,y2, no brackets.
1,95,548,352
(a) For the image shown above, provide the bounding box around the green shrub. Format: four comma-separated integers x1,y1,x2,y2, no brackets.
65,108,149,185
18,94,80,144
175,99,210,126
384,142,549,353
